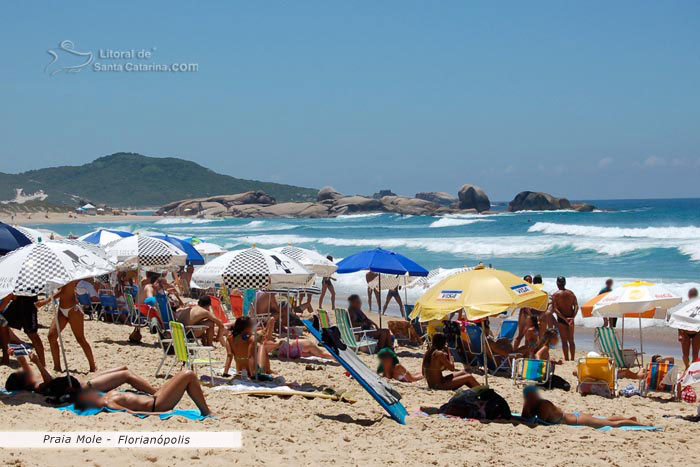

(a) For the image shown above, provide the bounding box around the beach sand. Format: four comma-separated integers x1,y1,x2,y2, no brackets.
0,304,698,467
0,212,160,227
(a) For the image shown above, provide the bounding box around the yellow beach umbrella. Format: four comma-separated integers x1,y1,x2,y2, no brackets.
409,265,548,322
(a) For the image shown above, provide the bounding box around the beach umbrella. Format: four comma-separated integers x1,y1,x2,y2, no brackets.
335,248,428,326
410,265,548,322
0,222,31,256
153,234,205,266
104,234,187,269
667,298,700,333
194,241,227,257
680,361,700,387
78,228,133,246
13,226,62,242
593,281,681,366
271,245,337,277
581,292,658,319
191,247,314,290
0,241,116,299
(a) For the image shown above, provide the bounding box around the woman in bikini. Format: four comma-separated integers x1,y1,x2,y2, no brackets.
377,347,422,382
224,316,275,377
422,333,478,390
44,280,97,372
318,255,336,309
679,288,700,369
522,385,648,428
532,328,563,366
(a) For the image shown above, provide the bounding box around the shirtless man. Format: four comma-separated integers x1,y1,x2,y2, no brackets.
74,369,211,416
522,385,648,428
548,276,578,361
44,281,97,372
130,273,161,343
422,333,478,390
175,296,225,347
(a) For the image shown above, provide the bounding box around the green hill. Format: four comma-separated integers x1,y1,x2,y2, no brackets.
0,153,317,207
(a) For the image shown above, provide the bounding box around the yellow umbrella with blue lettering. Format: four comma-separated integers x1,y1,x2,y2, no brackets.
409,264,548,322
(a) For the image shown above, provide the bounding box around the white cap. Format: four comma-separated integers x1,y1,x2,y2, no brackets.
587,351,601,358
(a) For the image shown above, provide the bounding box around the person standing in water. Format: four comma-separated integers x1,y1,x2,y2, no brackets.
547,276,578,361
318,255,336,310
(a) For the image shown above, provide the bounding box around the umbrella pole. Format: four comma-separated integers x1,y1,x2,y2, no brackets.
378,274,382,329
621,316,625,349
639,314,644,368
286,291,291,362
481,320,488,387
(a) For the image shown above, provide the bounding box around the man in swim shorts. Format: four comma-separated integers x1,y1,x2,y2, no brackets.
547,276,578,361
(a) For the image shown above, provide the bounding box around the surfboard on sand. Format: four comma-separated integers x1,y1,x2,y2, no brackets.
301,320,407,424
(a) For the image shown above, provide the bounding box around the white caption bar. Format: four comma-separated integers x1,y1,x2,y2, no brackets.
0,431,242,449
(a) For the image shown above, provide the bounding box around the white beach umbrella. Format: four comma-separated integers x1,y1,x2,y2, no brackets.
407,266,472,289
13,226,63,242
667,298,700,333
78,228,133,246
272,245,337,277
194,242,227,257
368,273,409,291
0,241,116,298
192,247,314,290
592,281,681,318
105,234,187,269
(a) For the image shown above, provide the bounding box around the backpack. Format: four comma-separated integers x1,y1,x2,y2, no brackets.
321,326,347,353
41,375,82,405
439,386,511,420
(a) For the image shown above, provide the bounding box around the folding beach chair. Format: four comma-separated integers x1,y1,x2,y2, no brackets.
317,308,331,329
594,327,641,369
463,324,484,367
208,295,229,325
640,361,679,399
229,293,244,318
76,293,98,319
165,321,218,384
334,308,377,353
98,293,122,322
512,358,553,388
490,320,520,375
576,357,617,397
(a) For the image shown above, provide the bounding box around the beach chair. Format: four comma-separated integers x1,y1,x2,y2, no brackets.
334,308,377,353
208,295,229,324
317,308,331,329
76,293,97,319
165,321,218,384
640,361,679,399
576,357,617,397
229,293,243,318
463,324,484,367
98,293,121,322
594,327,641,369
490,320,520,375
512,358,553,388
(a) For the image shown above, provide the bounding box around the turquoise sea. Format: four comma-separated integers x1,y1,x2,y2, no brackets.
37,198,700,326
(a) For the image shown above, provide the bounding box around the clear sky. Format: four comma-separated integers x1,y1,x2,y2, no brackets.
2,1,699,200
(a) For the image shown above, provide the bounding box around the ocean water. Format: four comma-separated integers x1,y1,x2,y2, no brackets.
39,198,700,327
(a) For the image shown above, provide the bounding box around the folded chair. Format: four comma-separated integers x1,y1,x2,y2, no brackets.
317,308,331,329
576,357,617,397
166,321,218,384
512,358,553,388
334,308,377,353
595,327,641,369
640,361,679,399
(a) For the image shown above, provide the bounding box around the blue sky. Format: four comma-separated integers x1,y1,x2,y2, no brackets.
1,2,699,200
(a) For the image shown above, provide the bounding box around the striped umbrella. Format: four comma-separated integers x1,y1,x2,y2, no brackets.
271,246,337,277
78,228,133,246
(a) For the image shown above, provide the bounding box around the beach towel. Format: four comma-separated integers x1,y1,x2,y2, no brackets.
57,404,209,421
511,413,664,432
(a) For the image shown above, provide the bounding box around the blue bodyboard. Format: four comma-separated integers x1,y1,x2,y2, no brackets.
302,319,407,424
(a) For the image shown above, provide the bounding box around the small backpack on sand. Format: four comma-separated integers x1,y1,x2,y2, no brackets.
439,386,511,420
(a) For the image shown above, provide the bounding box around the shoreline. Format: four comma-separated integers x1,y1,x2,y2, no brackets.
0,212,161,226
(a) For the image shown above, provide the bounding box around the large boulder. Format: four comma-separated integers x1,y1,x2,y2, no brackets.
330,196,384,215
208,191,275,206
317,186,343,202
415,192,457,207
507,191,572,212
380,196,442,216
372,189,396,199
458,185,491,212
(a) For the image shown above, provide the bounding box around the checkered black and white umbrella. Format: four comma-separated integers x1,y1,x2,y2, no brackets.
105,234,187,269
13,226,63,242
0,241,117,298
271,246,337,277
192,247,314,290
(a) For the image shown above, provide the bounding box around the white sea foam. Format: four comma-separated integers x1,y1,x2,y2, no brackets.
334,213,385,219
529,222,700,239
155,217,222,225
429,217,491,228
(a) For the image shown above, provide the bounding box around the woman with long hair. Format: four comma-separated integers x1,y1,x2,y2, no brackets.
422,333,478,390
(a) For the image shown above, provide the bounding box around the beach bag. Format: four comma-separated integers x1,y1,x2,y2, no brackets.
549,374,571,391
578,379,612,398
439,387,511,420
321,326,346,353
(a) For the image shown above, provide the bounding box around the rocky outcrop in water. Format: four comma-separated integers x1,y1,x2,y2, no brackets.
507,191,595,212
415,192,457,207
458,185,491,212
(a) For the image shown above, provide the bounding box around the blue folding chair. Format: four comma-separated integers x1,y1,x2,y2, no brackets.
98,294,121,321
464,325,484,367
76,293,98,319
491,320,520,375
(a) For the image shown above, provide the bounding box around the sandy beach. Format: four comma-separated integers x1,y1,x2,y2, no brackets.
0,302,698,467
0,212,161,227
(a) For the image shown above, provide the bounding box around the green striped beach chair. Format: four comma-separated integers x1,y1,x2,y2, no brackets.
512,358,553,388
594,327,641,369
166,321,218,384
318,308,331,329
334,308,377,353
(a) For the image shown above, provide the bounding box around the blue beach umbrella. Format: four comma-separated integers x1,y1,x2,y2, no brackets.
0,222,31,256
153,235,205,266
336,248,428,326
79,228,133,246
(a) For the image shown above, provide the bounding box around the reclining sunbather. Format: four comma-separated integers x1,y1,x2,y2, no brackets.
74,369,211,416
522,385,649,428
422,333,478,390
377,347,422,382
5,351,156,396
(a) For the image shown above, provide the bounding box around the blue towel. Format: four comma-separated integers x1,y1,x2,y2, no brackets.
57,404,209,421
511,413,663,432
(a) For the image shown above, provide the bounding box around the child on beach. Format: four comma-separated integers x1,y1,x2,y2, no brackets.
377,347,422,383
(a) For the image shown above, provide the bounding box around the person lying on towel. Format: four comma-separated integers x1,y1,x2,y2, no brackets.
74,369,211,416
521,385,650,428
